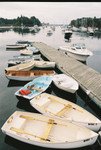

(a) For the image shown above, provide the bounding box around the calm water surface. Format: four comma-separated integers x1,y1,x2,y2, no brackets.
0,26,101,150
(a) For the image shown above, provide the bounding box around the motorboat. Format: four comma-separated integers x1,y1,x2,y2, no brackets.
64,29,72,40
59,43,93,62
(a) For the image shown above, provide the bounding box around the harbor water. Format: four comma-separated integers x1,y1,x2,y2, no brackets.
0,26,101,150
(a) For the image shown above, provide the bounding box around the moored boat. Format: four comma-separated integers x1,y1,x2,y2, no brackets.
5,61,35,72
8,55,42,66
27,46,39,53
20,49,33,56
6,44,27,49
34,60,55,68
52,74,79,93
59,43,93,62
64,30,72,40
17,40,29,44
5,70,55,81
1,111,98,149
13,54,41,60
15,75,52,99
30,93,101,132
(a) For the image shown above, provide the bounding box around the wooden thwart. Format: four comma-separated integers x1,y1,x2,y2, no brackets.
41,119,54,141
27,86,43,92
56,104,72,117
48,97,83,113
20,115,67,127
10,127,53,142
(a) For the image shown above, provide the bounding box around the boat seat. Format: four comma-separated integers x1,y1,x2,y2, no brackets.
40,119,54,141
30,72,34,77
56,104,72,117
8,73,12,76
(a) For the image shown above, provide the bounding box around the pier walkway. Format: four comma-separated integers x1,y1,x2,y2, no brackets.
31,42,101,108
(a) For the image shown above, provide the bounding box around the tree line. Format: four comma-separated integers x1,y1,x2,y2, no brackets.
70,17,101,30
0,15,42,26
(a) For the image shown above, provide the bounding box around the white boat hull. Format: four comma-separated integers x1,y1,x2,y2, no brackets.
30,93,101,132
34,61,55,68
2,132,98,149
5,61,35,72
6,75,36,81
52,74,79,93
66,51,89,62
6,45,26,49
1,111,98,149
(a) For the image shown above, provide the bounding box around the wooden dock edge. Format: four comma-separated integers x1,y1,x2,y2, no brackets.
31,42,101,108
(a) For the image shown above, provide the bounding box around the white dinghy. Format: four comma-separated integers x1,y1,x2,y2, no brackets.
1,111,98,149
6,44,27,49
5,61,35,72
52,74,79,93
30,93,101,132
34,60,55,68
20,49,33,56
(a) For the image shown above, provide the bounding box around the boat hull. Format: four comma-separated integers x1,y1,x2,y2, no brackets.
66,51,89,62
5,70,55,81
30,93,101,132
5,61,35,72
1,111,98,149
52,74,79,93
15,75,52,99
6,45,26,49
2,132,98,149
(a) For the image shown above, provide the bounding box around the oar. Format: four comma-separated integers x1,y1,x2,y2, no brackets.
10,127,53,142
20,115,67,127
27,86,43,92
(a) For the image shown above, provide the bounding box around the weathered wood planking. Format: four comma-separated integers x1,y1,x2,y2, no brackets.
31,42,101,108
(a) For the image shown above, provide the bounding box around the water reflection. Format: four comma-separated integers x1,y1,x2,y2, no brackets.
7,80,28,87
12,27,40,35
73,31,101,39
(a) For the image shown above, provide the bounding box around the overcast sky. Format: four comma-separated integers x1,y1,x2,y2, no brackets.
0,2,101,24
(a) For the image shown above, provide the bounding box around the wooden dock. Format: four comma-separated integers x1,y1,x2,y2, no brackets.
31,42,101,108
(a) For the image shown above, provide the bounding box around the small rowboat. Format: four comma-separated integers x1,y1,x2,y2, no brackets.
34,61,55,68
30,93,101,132
27,46,39,53
5,61,35,72
6,44,27,49
8,58,33,66
20,49,33,56
15,75,52,99
5,70,55,81
1,111,98,149
13,54,41,60
17,40,29,44
8,54,42,65
52,74,79,93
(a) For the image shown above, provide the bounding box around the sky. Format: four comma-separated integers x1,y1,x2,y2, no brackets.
0,2,101,24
